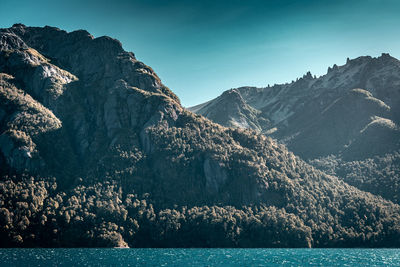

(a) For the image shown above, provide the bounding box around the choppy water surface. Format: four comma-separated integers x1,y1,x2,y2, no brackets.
0,248,399,266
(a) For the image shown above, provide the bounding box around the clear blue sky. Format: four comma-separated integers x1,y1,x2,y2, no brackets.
1,0,400,106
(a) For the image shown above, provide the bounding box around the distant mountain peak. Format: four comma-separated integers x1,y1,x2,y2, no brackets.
192,54,400,160
220,88,243,100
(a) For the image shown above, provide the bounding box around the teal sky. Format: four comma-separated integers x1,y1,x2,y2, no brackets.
1,0,400,106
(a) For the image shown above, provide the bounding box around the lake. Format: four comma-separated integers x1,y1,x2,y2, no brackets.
0,248,399,266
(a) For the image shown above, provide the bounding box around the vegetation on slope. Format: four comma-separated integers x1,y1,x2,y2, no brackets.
1,24,400,248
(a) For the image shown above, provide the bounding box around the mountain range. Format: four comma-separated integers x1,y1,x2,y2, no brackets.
1,24,399,248
190,54,400,204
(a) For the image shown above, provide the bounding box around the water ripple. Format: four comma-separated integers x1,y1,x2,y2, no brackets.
0,248,399,266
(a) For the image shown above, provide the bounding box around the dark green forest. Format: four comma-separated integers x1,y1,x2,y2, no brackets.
309,152,400,204
2,172,399,248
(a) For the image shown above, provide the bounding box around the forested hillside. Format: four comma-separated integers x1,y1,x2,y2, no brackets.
1,24,400,248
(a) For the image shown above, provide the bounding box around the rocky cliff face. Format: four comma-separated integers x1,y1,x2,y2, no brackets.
0,24,181,179
1,25,400,248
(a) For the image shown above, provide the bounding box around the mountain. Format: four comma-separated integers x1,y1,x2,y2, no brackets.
1,24,400,248
190,56,400,160
190,89,269,132
190,55,400,203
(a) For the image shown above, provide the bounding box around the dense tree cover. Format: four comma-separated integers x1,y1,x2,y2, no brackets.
1,173,400,248
141,118,400,247
2,118,400,248
0,174,311,248
309,152,400,204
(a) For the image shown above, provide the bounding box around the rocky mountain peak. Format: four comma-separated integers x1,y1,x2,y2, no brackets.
302,71,313,80
380,52,392,59
0,25,182,177
1,25,179,101
192,53,400,160
220,88,245,103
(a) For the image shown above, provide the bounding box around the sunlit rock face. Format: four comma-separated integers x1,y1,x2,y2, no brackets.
1,25,400,248
191,55,400,160
0,24,181,179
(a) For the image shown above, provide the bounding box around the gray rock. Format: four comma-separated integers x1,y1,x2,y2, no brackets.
191,54,400,160
203,157,227,193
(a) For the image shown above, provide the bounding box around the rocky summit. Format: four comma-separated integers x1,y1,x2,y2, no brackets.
1,25,400,248
191,55,400,204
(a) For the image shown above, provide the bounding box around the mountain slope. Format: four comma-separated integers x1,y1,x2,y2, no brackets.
1,24,400,248
190,56,400,160
191,55,400,203
190,88,270,132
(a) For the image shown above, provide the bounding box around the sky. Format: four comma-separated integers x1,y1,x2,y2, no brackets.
1,0,400,107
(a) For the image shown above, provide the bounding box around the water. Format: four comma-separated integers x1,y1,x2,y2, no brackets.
0,248,399,266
